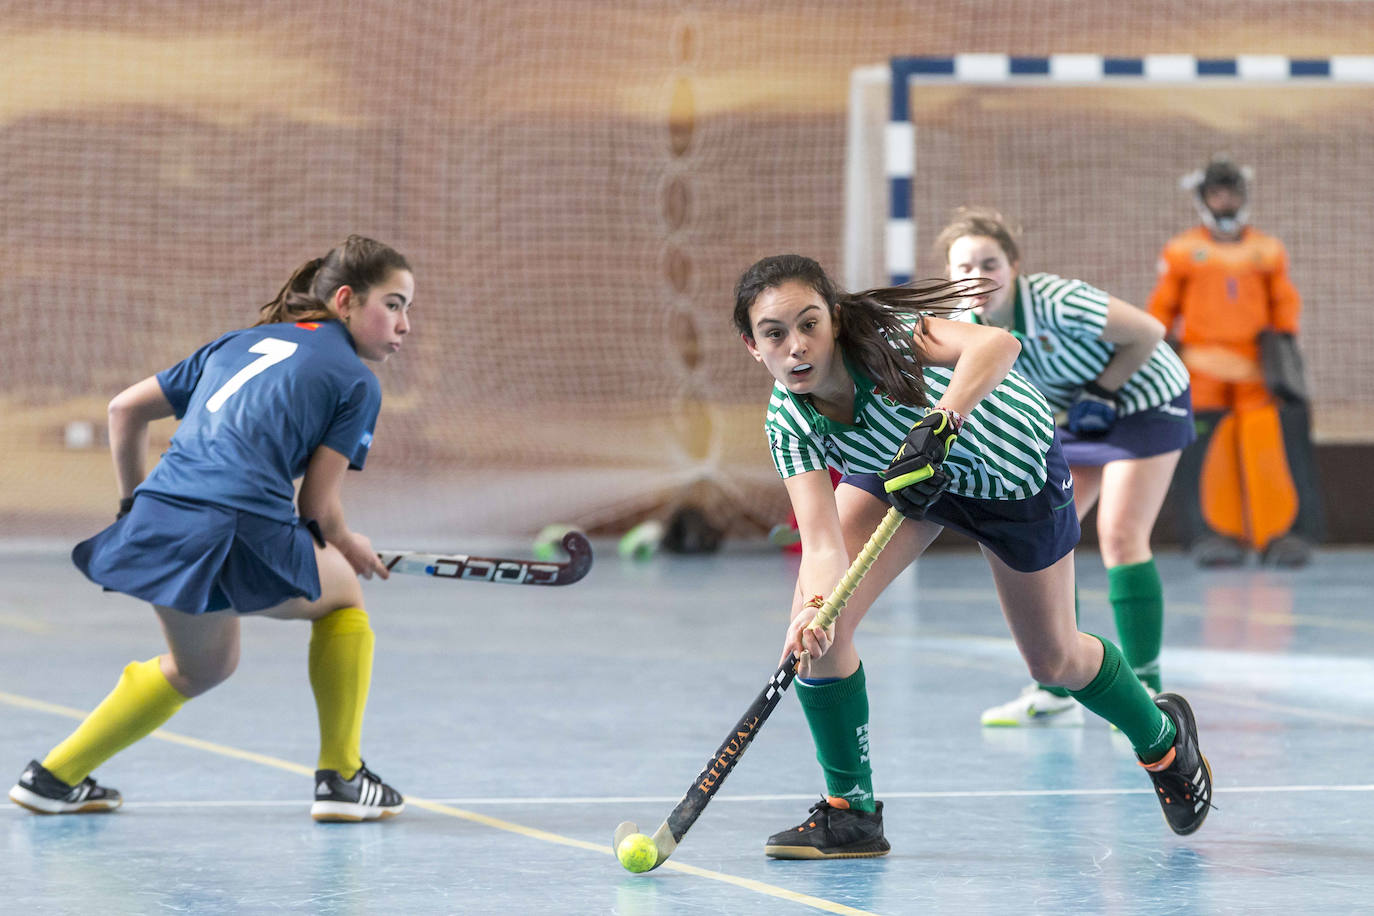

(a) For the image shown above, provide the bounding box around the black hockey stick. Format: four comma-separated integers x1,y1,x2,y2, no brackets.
376,529,592,586
614,506,905,871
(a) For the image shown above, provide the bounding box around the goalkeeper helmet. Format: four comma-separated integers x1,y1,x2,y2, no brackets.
1181,155,1252,237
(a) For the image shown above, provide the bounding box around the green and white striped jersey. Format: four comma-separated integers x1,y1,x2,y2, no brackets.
764,353,1056,501
964,273,1189,415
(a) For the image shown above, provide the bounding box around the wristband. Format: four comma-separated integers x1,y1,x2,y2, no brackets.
932,406,965,435
1082,380,1117,402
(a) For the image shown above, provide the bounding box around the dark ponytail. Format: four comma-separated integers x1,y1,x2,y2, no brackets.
733,254,993,408
257,235,411,326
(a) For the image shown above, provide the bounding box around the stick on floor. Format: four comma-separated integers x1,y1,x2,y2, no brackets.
614,506,906,871
377,529,593,586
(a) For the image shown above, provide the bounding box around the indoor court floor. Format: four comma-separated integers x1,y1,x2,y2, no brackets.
2,542,1372,915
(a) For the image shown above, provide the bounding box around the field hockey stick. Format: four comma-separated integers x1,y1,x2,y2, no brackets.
376,529,593,586
614,505,906,871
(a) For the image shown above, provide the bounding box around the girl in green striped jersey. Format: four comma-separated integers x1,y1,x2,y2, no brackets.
734,255,1211,858
938,209,1193,728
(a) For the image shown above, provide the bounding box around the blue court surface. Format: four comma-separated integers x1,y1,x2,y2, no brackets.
2,544,1372,915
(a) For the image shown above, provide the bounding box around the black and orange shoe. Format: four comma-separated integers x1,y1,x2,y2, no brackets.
764,796,890,859
8,760,122,814
1139,693,1213,835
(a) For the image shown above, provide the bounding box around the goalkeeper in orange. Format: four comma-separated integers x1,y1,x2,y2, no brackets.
1148,156,1322,567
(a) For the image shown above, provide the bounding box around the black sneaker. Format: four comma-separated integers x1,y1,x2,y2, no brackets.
311,762,404,822
764,797,890,859
1192,536,1246,568
1138,693,1213,835
1261,534,1312,569
8,760,122,815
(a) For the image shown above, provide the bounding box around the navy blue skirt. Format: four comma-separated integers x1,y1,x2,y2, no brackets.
1058,388,1195,467
842,431,1080,573
72,492,321,614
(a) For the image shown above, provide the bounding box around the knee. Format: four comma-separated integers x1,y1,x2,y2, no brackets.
319,553,365,611
170,645,240,698
1097,524,1147,566
1023,644,1077,687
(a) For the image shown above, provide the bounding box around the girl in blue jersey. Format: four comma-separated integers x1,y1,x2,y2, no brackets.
735,254,1210,859
938,210,1193,728
9,235,412,822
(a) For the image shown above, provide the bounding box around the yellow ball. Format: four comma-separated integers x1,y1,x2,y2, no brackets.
617,833,658,873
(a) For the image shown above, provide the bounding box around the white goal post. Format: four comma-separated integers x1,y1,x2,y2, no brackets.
842,53,1374,441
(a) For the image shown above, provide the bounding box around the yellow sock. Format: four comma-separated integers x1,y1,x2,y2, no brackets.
309,606,374,777
43,658,188,786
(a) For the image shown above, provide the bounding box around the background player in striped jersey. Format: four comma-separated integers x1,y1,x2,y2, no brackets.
9,236,411,823
734,254,1211,858
937,209,1193,728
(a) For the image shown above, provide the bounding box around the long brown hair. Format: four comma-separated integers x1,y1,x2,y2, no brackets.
733,254,993,407
256,235,411,326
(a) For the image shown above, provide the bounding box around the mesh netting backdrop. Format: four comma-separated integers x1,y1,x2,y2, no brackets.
4,1,1371,542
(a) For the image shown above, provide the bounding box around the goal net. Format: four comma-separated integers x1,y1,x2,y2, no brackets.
7,3,1374,546
846,54,1374,449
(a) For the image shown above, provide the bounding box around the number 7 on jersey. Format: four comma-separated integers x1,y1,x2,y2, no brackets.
206,337,299,413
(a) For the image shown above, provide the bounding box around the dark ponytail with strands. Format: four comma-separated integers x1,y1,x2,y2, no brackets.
733,254,994,408
256,234,411,327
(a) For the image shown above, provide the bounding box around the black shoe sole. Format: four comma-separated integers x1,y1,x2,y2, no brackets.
764,839,890,859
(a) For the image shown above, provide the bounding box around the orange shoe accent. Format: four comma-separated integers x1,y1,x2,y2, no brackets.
824,796,851,810
1140,746,1177,772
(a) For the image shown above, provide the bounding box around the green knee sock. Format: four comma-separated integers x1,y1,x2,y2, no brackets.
1039,585,1081,699
1070,636,1175,761
795,664,875,812
1108,559,1164,693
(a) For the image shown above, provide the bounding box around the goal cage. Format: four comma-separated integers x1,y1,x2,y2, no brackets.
844,53,1374,446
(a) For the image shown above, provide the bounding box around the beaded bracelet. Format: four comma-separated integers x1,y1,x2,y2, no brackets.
932,406,965,435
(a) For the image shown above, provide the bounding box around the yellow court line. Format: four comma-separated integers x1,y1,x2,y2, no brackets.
0,613,47,634
410,798,877,916
0,690,880,916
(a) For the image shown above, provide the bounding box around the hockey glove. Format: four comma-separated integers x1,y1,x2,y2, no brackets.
881,409,958,520
1066,381,1118,437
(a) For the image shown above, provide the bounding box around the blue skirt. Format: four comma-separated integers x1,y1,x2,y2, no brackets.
1058,388,1195,467
842,431,1080,573
72,493,321,614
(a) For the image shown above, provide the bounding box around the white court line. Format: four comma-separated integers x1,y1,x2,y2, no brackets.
15,783,1370,811
0,690,876,916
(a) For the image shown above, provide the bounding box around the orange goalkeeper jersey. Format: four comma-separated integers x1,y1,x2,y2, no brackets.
1147,226,1302,361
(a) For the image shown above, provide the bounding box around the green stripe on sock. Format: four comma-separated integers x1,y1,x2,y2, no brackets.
1070,636,1175,759
794,663,876,812
1108,559,1164,693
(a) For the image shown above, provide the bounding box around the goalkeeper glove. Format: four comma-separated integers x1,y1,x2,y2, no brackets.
1066,381,1117,437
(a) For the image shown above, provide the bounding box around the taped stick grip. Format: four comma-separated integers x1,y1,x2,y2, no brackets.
808,507,905,633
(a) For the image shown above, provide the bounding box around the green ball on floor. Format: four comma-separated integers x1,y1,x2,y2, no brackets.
532,524,577,561
618,520,664,561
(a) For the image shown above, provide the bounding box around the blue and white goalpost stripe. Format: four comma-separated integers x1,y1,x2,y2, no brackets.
884,53,1374,284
